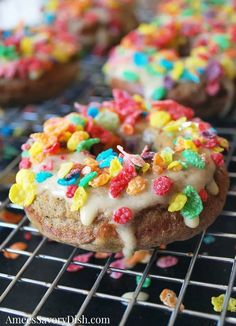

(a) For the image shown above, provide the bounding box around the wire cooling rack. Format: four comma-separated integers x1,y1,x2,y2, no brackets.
0,56,236,326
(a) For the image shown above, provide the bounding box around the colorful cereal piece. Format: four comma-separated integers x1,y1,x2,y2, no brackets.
58,176,79,186
95,111,120,131
182,149,205,169
126,176,146,195
122,291,149,303
36,171,53,183
16,169,35,185
113,207,134,224
77,138,100,152
153,176,173,196
211,153,224,167
136,275,151,288
9,183,36,207
109,157,123,177
160,289,184,311
109,164,137,198
67,131,89,151
3,242,27,259
28,142,43,157
181,185,203,219
79,171,98,187
211,294,236,312
150,111,171,128
57,162,74,178
89,173,110,187
71,187,88,211
168,193,187,212
156,256,178,268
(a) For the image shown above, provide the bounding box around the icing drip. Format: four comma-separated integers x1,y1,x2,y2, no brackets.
116,224,137,257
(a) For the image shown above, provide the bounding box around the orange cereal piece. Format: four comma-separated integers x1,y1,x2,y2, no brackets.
95,252,111,259
160,289,184,311
90,173,110,187
124,250,150,268
0,211,23,224
31,133,57,147
44,117,70,136
126,176,146,195
3,242,27,259
121,124,134,135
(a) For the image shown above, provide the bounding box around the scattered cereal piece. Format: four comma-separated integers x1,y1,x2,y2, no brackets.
57,162,74,179
211,294,236,312
136,275,151,288
203,235,216,244
156,256,178,268
122,291,149,303
182,149,205,169
160,289,184,311
9,183,36,207
3,242,27,259
16,169,35,185
181,185,203,219
79,171,98,187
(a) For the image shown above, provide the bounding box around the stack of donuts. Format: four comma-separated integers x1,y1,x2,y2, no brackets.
104,0,236,118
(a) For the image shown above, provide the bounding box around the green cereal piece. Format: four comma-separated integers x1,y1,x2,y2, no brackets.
181,185,203,219
95,111,120,131
136,275,151,288
151,87,167,100
123,70,139,82
213,34,230,50
182,149,205,169
79,171,98,187
77,138,100,152
68,114,86,127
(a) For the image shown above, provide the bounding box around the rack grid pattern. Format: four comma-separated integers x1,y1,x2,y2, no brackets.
0,57,236,326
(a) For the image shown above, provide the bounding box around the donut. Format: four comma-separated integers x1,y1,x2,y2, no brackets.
0,24,79,106
103,10,236,118
43,0,137,55
9,90,229,256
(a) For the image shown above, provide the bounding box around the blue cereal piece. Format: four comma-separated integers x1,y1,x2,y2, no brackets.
87,106,99,118
36,171,53,183
57,177,79,186
96,148,117,161
133,52,148,66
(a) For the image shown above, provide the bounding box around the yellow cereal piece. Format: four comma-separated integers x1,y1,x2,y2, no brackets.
29,142,43,157
59,131,72,143
138,23,157,35
20,37,33,56
142,162,150,173
57,162,74,178
167,161,182,171
109,158,123,177
163,117,187,132
168,193,187,212
183,139,198,151
212,146,224,153
16,169,35,185
9,183,36,207
221,56,236,79
217,137,229,149
171,61,184,80
150,111,171,128
67,131,89,151
90,173,110,187
160,148,173,165
71,187,88,211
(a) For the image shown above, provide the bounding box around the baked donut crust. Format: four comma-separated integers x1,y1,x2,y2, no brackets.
25,166,228,252
0,61,79,106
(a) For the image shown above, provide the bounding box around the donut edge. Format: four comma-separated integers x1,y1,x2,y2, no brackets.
25,166,229,253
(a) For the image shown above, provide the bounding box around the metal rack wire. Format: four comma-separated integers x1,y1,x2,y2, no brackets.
0,56,236,326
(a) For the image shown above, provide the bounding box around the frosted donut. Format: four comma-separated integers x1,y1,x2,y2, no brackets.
43,0,137,55
9,91,229,256
103,10,236,118
0,24,79,106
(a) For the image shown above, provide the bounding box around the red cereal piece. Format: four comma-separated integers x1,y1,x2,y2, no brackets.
109,164,137,198
153,176,173,196
43,142,60,154
199,189,208,202
153,100,194,120
66,185,78,198
113,207,133,224
202,138,218,149
211,153,224,167
19,158,31,169
21,143,30,151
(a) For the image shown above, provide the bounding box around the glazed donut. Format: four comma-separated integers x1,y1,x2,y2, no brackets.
104,10,236,118
0,24,79,106
9,91,229,256
43,0,137,55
